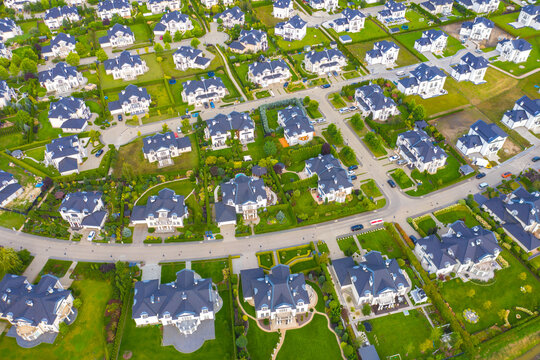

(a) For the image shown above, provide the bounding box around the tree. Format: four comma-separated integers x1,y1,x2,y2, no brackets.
181,118,192,134
162,123,169,132
0,247,22,276
343,344,355,359
339,146,355,163
75,42,87,56
156,56,163,63
412,104,426,122
361,303,371,316
162,31,172,43
405,342,415,356
11,53,21,67
96,48,108,62
364,132,381,149
9,62,18,77
519,272,527,280
235,334,248,348
430,326,442,345
351,113,364,130
66,52,80,66
0,65,8,80
173,30,182,42
419,338,433,353
206,156,217,165
321,142,331,155
73,298,82,308
14,110,32,131
329,300,341,322
483,300,492,310
132,115,139,124
303,96,310,105
154,43,163,52
263,140,277,156
58,322,69,335
191,38,200,48
114,261,132,300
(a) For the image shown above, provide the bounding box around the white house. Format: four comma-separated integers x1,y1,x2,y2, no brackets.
108,85,151,115
59,191,107,229
324,8,366,33
0,18,22,41
0,171,23,207
131,188,189,231
501,95,540,133
309,0,338,12
4,0,39,12
182,77,227,106
44,6,79,30
305,154,353,203
460,17,493,41
229,30,268,53
248,59,291,87
396,129,447,174
41,33,76,59
98,24,135,48
365,40,399,67
201,0,218,8
304,48,347,75
420,0,453,15
66,0,85,6
173,46,211,71
214,6,244,28
397,63,447,99
38,62,86,94
414,29,448,55
48,97,91,133
141,131,192,167
220,174,267,221
103,51,149,81
0,42,11,59
377,0,407,26
496,38,532,63
275,15,307,41
273,0,293,19
44,135,86,175
456,119,507,159
97,0,132,20
0,80,16,108
451,52,489,84
456,0,499,14
278,106,314,146
355,84,399,121
148,0,181,14
517,5,540,30
153,11,193,35
205,111,255,149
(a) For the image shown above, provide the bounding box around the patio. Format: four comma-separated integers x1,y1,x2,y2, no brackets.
162,319,216,353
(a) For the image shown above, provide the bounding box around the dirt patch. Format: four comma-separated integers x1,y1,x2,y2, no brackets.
434,107,486,143
441,22,512,48
5,183,41,211
497,138,521,163
442,22,463,41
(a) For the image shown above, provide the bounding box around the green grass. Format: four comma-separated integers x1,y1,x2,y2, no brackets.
277,245,312,264
393,30,429,62
443,34,466,57
160,49,223,78
330,19,388,43
390,168,414,189
360,179,382,198
191,258,229,283
433,204,480,228
0,133,24,150
406,153,464,196
246,318,280,360
346,38,420,67
146,82,173,107
38,259,73,280
357,229,404,259
404,8,430,31
255,90,271,99
440,250,540,333
0,211,26,229
306,280,325,312
24,146,45,161
257,251,275,269
415,215,437,236
160,261,185,283
99,53,164,90
253,5,282,28
136,180,195,205
36,111,63,141
337,236,359,255
362,134,388,157
492,36,540,76
276,314,341,360
491,12,540,38
130,23,152,44
0,280,112,359
405,78,469,118
274,28,331,52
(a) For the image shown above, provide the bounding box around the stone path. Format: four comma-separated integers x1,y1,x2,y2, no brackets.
59,261,77,288
22,255,48,283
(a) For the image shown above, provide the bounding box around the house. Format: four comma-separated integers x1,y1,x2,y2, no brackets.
273,0,293,19
103,51,149,81
240,265,311,328
220,174,267,221
451,52,489,84
248,59,291,87
456,0,499,14
377,0,407,26
229,30,268,53
415,221,501,279
0,171,23,207
420,0,453,15
413,29,448,55
0,274,74,346
304,48,347,75
354,84,399,121
275,15,307,41
205,111,255,149
305,154,353,203
278,106,314,146
66,0,85,5
396,129,447,174
4,0,39,11
0,80,16,108
201,0,218,8
181,77,227,106
496,38,532,63
97,0,132,20
460,17,493,41
332,252,410,307
131,188,189,231
308,0,338,12
38,62,86,94
141,131,192,167
324,8,366,33
48,97,91,133
0,42,11,59
99,24,135,48
214,6,244,28
456,119,507,159
44,6,79,30
59,191,107,229
358,345,381,360
501,95,540,133
132,269,222,352
108,84,151,115
44,135,86,175
397,63,447,99
214,201,237,227
517,5,540,30
365,40,399,67
173,46,211,71
153,11,193,35
0,18,22,41
41,33,76,59
148,0,181,14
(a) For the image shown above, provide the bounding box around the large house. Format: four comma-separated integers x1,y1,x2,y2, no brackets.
214,6,244,28
132,269,222,352
460,17,493,41
108,85,151,116
275,15,307,41
415,221,501,279
44,135,86,175
201,0,218,8
148,0,181,14
153,11,193,35
0,171,23,207
304,48,347,76
517,5,540,30
451,52,488,84
0,274,75,346
42,33,76,59
248,59,291,87
205,111,255,149
501,95,540,133
131,188,189,231
44,6,79,30
420,0,453,15
38,62,86,94
59,191,107,229
104,51,149,81
4,0,39,12
456,0,499,14
273,0,293,19
99,24,135,48
278,106,315,146
333,252,410,308
456,119,507,159
229,30,268,53
308,0,338,12
365,40,399,67
0,80,16,108
48,97,91,133
396,129,447,174
377,0,407,26
97,0,132,20
141,131,192,167
182,77,227,106
0,42,11,59
355,84,399,121
414,29,448,55
173,46,211,71
220,174,267,221
496,39,532,64
241,265,311,328
0,18,22,41
305,154,353,203
325,8,366,33
397,63,447,99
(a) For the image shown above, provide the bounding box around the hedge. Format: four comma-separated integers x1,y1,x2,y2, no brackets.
0,151,49,178
282,174,318,191
110,290,133,360
259,98,304,134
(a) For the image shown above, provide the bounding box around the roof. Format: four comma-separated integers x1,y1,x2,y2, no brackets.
342,7,366,20
248,59,289,77
60,191,102,213
515,95,540,117
80,210,107,227
39,62,80,83
409,63,446,82
131,188,187,221
104,51,143,71
0,173,21,205
58,157,78,173
305,154,352,196
0,18,18,33
506,187,540,228
106,23,133,38
385,0,406,12
44,5,78,20
142,131,191,154
49,97,85,120
469,119,507,143
158,10,191,25
49,32,76,48
305,48,346,65
358,345,381,360
355,84,397,111
206,111,254,136
215,6,244,21
276,15,307,30
183,77,225,96
236,29,266,46
118,84,151,103
221,174,267,206
278,106,314,139
98,0,130,12
274,0,292,9
465,16,494,29
498,38,532,52
398,129,447,163
374,40,399,53
522,4,540,16
214,202,237,224
45,135,80,160
252,165,267,177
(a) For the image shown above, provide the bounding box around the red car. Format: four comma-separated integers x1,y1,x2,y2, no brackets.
501,172,512,178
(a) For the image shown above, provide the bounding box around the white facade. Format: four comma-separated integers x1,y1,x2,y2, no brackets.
149,0,181,14
501,96,540,134
0,19,22,41
201,0,218,7
459,18,493,41
275,16,307,41
248,60,291,87
0,81,16,109
309,0,338,12
458,0,499,14
44,7,80,30
517,5,540,30
273,0,293,19
304,49,347,76
38,63,86,94
413,30,448,55
44,136,87,176
456,120,507,158
396,130,447,174
104,54,149,81
182,78,227,106
365,41,399,67
496,39,532,64
97,0,132,20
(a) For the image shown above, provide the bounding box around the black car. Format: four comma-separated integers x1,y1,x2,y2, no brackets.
409,235,418,244
348,165,358,171
351,224,364,232
476,172,486,179
204,102,209,109
387,179,397,188
181,115,190,120
533,156,540,162
117,114,123,121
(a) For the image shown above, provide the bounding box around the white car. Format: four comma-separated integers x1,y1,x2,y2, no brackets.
87,231,96,241
396,71,406,76
389,155,399,161
339,107,349,114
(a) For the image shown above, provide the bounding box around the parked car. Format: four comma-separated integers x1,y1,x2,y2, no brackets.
320,84,331,89
389,155,399,161
351,224,364,232
210,101,215,109
387,179,397,188
283,82,289,88
397,159,407,165
532,156,540,162
479,182,489,190
203,102,209,109
95,149,104,157
332,71,338,77
409,235,418,244
339,107,349,114
181,114,190,120
177,125,182,132
348,106,358,111
396,70,405,76
87,231,96,241
118,114,123,121
475,172,486,179
501,172,512,178
348,165,358,171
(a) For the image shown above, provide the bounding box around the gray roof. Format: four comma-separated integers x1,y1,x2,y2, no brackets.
469,119,507,143
506,187,540,228
462,17,494,29
409,63,446,82
461,52,489,69
39,62,79,83
183,77,225,97
48,97,86,121
104,51,143,71
0,171,21,205
98,0,130,12
0,18,18,33
131,188,187,221
44,5,78,20
221,174,266,206
358,345,381,360
274,0,292,9
385,0,406,12
419,29,447,42
206,111,254,136
49,32,76,48
457,133,482,149
60,191,102,213
100,23,133,45
235,29,266,46
342,7,366,20
174,46,210,67
372,40,399,54
58,157,78,173
215,6,244,21
252,165,267,177
118,84,151,104
498,38,532,51
157,10,190,27
522,4,540,16
278,106,314,139
398,129,447,163
45,135,80,160
214,202,237,224
305,154,352,197
355,84,396,111
276,15,307,30
80,210,107,227
248,59,289,77
142,131,191,154
515,95,540,117
0,170,15,185
305,48,346,65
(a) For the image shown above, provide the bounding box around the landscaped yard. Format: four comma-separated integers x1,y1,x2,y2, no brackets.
490,12,540,38
277,245,312,264
404,8,431,31
356,228,404,259
160,50,223,78
160,261,185,283
136,179,195,206
329,19,388,43
253,4,282,28
246,318,280,360
0,211,26,229
99,53,164,90
360,179,382,198
191,258,229,283
390,168,414,189
415,215,437,236
406,154,465,196
274,28,331,52
257,251,275,269
145,82,174,108
337,236,359,255
443,33,466,57
38,259,73,280
405,78,469,118
393,30,429,62
433,204,481,228
492,36,540,76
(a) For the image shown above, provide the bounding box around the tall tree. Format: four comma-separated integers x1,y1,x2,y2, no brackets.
0,247,22,276
66,52,80,66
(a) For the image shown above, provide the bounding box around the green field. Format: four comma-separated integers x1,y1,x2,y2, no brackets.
356,229,404,259
491,12,540,38
330,19,388,43
246,318,280,360
337,236,359,255
406,154,465,196
390,168,414,189
405,78,469,118
191,258,229,283
274,28,331,52
0,211,26,229
360,179,382,198
415,215,437,236
393,30,429,62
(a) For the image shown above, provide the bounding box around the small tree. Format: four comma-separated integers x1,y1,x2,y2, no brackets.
519,272,527,280
66,52,80,66
162,31,172,43
96,49,108,62
263,140,277,156
73,298,82,308
162,123,169,133
132,115,139,124
483,300,492,310
361,303,371,316
191,38,200,48
154,43,164,52
467,289,475,298
173,30,182,42
236,334,248,349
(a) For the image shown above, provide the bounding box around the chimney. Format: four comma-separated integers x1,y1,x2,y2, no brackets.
150,294,155,304
26,300,33,307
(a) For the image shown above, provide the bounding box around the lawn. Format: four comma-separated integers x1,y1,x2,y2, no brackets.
257,251,275,269
443,34,466,57
440,250,540,333
491,12,540,39
246,318,280,360
405,78,469,118
492,36,540,76
160,261,185,283
406,153,465,196
390,168,414,189
274,28,331,52
346,38,420,67
360,179,382,198
277,245,312,264
160,50,223,78
329,19,388,43
356,228,404,259
415,215,437,236
452,68,518,106
404,8,431,31
0,132,24,150
146,82,174,108
253,4,281,28
0,280,112,359
36,110,63,141
363,134,388,157
191,258,229,283
136,179,195,205
38,259,73,280
276,314,342,360
365,309,433,359
433,204,480,228
393,30,429,62
337,236,359,255
99,53,164,90
0,211,26,229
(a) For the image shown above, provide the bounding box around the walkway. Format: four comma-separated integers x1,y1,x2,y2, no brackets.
214,45,247,101
58,261,77,288
22,255,48,283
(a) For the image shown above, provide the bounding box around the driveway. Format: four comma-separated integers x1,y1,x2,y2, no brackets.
162,319,215,353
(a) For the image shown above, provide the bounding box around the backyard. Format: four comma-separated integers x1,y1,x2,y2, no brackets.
346,38,420,67
433,204,481,228
329,19,388,43
98,53,164,90
246,318,280,360
406,154,465,196
136,179,195,205
414,215,437,236
274,28,331,52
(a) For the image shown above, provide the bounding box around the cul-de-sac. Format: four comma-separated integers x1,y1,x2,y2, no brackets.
0,0,538,358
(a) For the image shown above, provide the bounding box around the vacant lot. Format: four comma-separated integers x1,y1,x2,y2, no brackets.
274,28,331,52
330,19,388,43
254,5,281,28
435,107,486,143
406,78,470,118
